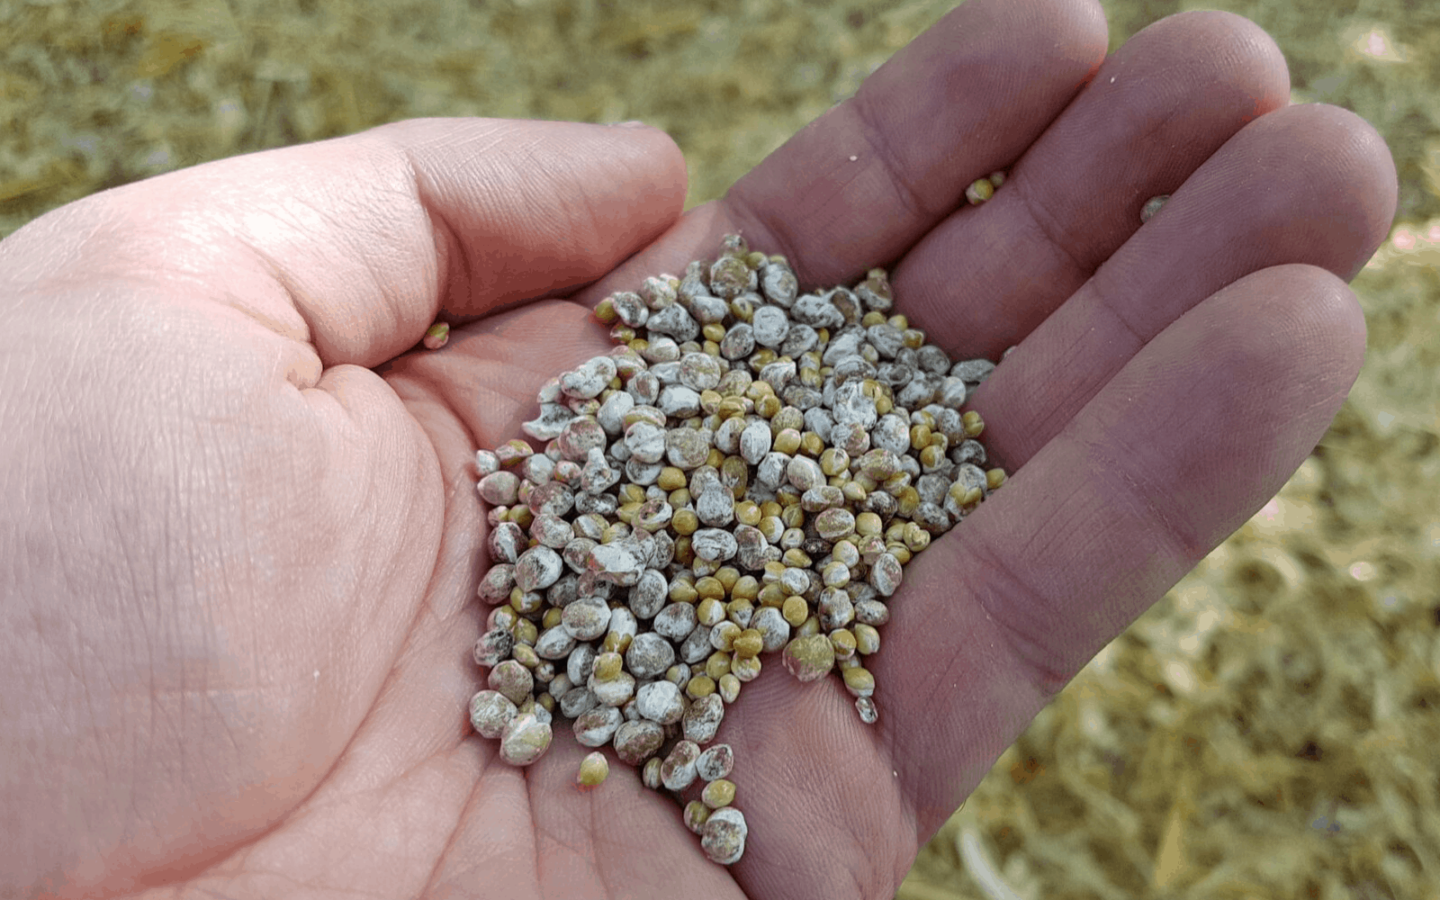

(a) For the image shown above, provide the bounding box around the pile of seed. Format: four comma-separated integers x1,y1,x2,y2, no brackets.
467,231,1005,866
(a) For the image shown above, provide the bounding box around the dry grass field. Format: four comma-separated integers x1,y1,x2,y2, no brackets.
4,1,1438,897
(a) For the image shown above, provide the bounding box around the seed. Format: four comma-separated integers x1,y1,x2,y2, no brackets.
577,751,610,789
499,712,552,766
965,177,994,204
702,778,737,809
469,690,519,739
661,739,702,791
684,800,711,834
470,233,1007,865
701,807,748,865
1141,193,1170,223
782,634,835,682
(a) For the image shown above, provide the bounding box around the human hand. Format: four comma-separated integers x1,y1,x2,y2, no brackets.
0,0,1395,897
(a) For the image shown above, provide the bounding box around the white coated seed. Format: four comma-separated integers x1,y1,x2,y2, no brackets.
695,743,734,782
739,420,773,465
500,712,553,766
661,739,702,791
635,680,686,725
701,807,747,865
562,596,612,641
692,528,739,562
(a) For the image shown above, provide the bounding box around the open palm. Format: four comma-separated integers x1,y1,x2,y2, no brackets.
0,1,1395,898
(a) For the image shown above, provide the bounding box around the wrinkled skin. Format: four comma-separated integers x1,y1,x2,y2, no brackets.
0,1,1396,898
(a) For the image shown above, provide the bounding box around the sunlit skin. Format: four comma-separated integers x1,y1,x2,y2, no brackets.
0,1,1396,898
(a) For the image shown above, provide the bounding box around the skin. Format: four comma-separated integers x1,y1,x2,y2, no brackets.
0,0,1397,898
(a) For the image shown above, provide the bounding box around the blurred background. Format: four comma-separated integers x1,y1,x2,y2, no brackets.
3,0,1437,897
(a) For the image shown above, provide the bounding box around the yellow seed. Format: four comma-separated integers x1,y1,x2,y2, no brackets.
782,547,812,568
512,642,540,669
799,431,825,457
684,800,711,833
696,596,727,626
594,296,618,323
672,509,700,536
712,566,739,592
702,778,737,809
782,595,810,627
537,691,556,712
718,673,741,704
830,627,857,660
706,448,726,469
696,576,726,602
673,536,695,565
745,380,774,401
962,410,985,437
761,560,787,583
577,751,609,789
819,447,850,476
616,501,642,525
757,583,786,608
902,328,926,349
665,664,690,685
668,488,691,509
610,324,636,343
797,615,821,638
508,506,534,529
842,481,867,503
854,623,881,655
686,674,717,699
861,311,887,327
780,504,805,529
512,616,539,645
732,629,764,658
619,483,646,505
749,348,777,370
842,665,876,698
920,444,946,470
855,512,883,537
832,539,860,568
904,522,931,553
731,653,762,682
772,428,801,455
909,424,932,450
705,650,732,679
670,579,699,604
730,297,755,322
726,596,755,626
734,501,762,526
593,651,623,681
702,322,727,343
895,487,921,518
987,468,1008,490
542,606,564,630
965,177,994,204
699,389,723,415
602,630,632,654
703,340,722,357
716,397,747,420
731,575,760,602
821,561,850,588
711,621,741,652
888,544,913,565
628,338,649,356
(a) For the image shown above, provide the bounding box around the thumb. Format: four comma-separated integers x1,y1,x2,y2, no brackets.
1,117,688,368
